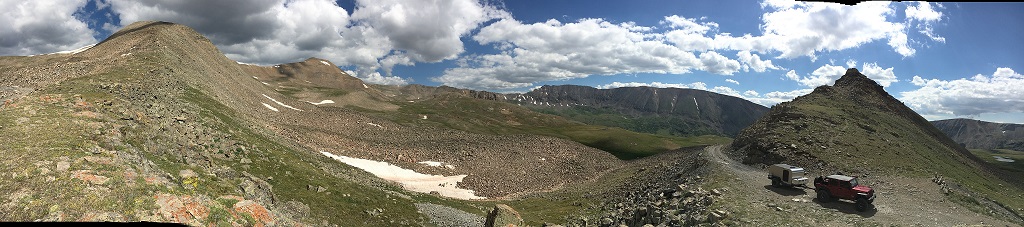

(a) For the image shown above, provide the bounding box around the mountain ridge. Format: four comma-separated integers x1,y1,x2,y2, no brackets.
515,84,769,137
932,118,1024,151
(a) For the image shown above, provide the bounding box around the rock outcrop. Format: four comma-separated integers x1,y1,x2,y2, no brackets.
485,204,524,227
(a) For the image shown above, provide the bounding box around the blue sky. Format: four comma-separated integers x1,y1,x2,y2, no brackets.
1,0,1022,123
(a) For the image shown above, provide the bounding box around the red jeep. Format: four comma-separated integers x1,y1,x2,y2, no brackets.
813,174,876,212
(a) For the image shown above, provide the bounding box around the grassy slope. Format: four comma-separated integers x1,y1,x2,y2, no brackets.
530,105,720,137
374,93,730,160
969,149,1024,174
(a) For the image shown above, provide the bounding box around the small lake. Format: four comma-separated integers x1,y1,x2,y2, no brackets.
993,156,1016,163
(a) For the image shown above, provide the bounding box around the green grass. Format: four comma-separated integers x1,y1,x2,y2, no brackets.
968,149,1024,174
531,105,720,137
378,94,729,160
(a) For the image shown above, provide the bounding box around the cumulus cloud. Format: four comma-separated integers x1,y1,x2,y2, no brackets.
596,81,704,89
1,0,945,90
736,51,780,72
726,79,739,85
905,2,945,43
699,51,741,75
0,0,97,56
100,0,505,85
860,62,898,87
437,18,709,90
786,62,897,87
757,0,912,59
349,0,508,63
901,67,1024,116
786,64,846,87
435,1,943,90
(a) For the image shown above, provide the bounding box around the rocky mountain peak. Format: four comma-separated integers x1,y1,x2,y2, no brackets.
833,68,882,91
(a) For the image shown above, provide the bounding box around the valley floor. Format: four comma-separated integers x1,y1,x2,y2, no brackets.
704,146,1019,226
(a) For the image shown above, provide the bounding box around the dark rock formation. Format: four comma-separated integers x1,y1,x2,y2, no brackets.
485,204,524,227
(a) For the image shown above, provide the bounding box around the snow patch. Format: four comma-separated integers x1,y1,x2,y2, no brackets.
320,60,331,66
252,76,258,79
261,94,302,111
693,97,700,111
321,151,484,200
261,103,279,112
994,156,1016,163
418,161,443,167
418,161,456,169
261,82,269,85
362,83,369,89
367,122,383,129
306,100,335,105
236,61,261,66
30,43,96,56
121,53,132,57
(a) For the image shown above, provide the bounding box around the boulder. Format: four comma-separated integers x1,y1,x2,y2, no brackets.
485,204,524,227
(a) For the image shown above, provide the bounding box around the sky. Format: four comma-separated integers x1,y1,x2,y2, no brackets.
1,0,1022,123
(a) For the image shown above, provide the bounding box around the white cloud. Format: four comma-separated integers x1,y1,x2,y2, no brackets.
738,88,814,107
438,18,707,90
699,51,741,75
0,0,97,56
661,15,718,35
349,0,508,63
786,64,846,87
725,79,739,85
743,90,759,97
785,62,897,88
736,50,780,72
757,0,912,59
362,72,410,86
103,0,506,85
905,2,945,43
901,67,1024,116
860,62,898,87
436,1,943,90
596,81,705,89
845,59,857,68
0,1,946,92
905,1,942,22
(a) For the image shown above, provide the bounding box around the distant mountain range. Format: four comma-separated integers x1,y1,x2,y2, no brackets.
510,85,769,137
931,118,1024,151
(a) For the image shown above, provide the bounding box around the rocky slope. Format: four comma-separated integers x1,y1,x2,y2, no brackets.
0,21,632,225
518,85,769,137
932,118,1024,151
728,68,1024,223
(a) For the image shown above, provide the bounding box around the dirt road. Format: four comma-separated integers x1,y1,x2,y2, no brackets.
702,145,1019,226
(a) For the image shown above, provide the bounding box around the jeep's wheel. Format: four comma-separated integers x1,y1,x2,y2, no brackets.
771,178,781,187
856,198,869,212
817,190,831,203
